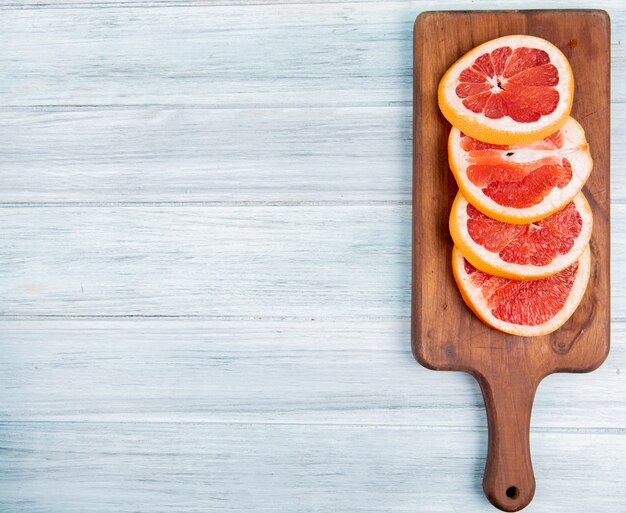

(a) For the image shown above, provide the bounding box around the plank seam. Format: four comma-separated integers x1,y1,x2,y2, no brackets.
0,102,413,112
0,420,624,434
0,100,624,112
0,315,413,321
0,315,625,322
0,200,412,208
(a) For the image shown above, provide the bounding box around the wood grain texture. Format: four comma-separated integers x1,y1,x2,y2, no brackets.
0,2,624,108
0,204,624,318
2,106,626,203
0,2,624,512
0,107,411,203
0,205,410,317
1,319,625,427
412,11,610,511
2,421,625,513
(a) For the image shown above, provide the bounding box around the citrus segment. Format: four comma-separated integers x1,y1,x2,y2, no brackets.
448,117,592,224
449,192,592,279
452,245,590,336
456,48,559,122
439,35,574,144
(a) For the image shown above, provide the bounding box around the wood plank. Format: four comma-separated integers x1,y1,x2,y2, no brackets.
0,204,623,317
0,107,411,203
1,105,624,203
3,0,626,8
0,420,625,513
0,3,624,108
0,319,624,428
0,205,410,317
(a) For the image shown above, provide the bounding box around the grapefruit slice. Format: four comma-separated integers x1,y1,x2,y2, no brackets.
439,35,574,145
452,245,590,336
449,191,592,280
448,116,592,224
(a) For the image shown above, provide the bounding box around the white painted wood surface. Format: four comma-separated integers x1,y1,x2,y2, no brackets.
1,106,625,203
0,1,624,512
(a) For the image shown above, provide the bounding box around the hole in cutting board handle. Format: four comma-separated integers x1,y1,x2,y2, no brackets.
506,486,520,500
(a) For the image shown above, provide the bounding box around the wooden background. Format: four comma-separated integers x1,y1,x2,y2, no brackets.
0,1,623,512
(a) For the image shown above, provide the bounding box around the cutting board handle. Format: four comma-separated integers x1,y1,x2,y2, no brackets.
477,370,540,512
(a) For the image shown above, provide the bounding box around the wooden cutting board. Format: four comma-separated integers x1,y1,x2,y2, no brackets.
411,10,610,512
